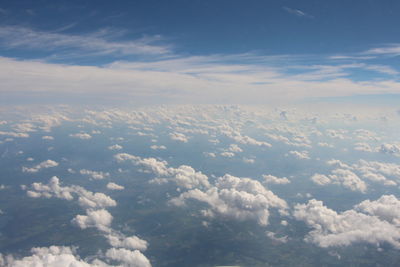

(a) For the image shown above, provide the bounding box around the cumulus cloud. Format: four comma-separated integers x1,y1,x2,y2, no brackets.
106,233,148,251
294,197,400,248
0,245,151,267
107,182,125,190
150,145,166,150
263,174,290,185
22,159,58,173
169,132,189,143
115,153,210,189
170,174,288,226
315,159,400,190
26,176,117,209
42,135,54,140
378,143,400,156
0,131,29,138
72,209,113,232
69,133,92,139
354,142,373,152
288,150,310,160
108,144,123,151
105,248,151,267
0,246,108,267
310,169,367,193
228,144,243,152
220,151,235,158
226,131,272,148
80,169,110,180
242,157,255,164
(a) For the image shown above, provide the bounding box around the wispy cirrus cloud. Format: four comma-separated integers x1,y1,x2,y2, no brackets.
364,44,400,56
0,25,399,105
1,55,400,105
283,6,314,19
0,26,171,57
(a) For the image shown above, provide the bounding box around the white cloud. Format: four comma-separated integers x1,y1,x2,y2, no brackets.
105,248,151,267
364,44,400,56
115,153,210,189
355,195,400,224
26,176,117,209
354,142,373,152
378,143,400,156
310,169,367,193
220,151,235,158
22,159,59,173
0,131,29,138
42,135,54,140
0,25,169,56
106,233,148,251
72,209,113,233
243,157,255,164
70,133,92,140
2,56,400,105
150,145,166,150
169,132,189,143
228,144,243,152
170,174,288,226
288,150,310,160
107,182,125,190
310,174,331,186
1,246,109,267
263,174,290,185
294,197,400,248
80,169,110,180
283,6,313,18
108,144,123,150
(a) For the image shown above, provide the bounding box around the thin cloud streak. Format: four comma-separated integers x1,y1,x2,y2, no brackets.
0,26,171,56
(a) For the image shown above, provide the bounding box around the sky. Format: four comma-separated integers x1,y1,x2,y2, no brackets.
0,0,400,105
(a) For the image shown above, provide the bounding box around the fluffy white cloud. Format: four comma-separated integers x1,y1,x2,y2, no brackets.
26,176,117,209
169,132,189,143
69,133,92,139
77,191,117,209
378,143,400,156
170,174,287,226
0,245,152,267
228,144,243,152
22,159,58,173
310,174,331,186
220,151,235,158
319,159,400,189
106,233,148,251
150,145,166,150
242,158,255,164
227,132,272,148
354,142,373,152
108,144,123,151
80,169,110,180
355,195,400,224
72,209,113,233
288,150,310,160
0,246,108,267
105,248,151,267
263,174,290,185
107,182,125,190
294,197,400,248
42,135,54,140
115,153,210,189
310,169,367,193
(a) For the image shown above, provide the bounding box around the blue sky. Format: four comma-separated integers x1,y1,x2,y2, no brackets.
0,0,399,105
